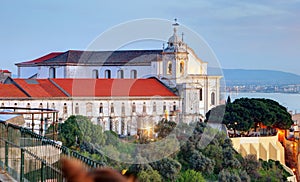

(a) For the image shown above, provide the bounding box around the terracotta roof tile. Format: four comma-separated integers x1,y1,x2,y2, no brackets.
13,79,67,97
0,84,27,97
52,78,176,97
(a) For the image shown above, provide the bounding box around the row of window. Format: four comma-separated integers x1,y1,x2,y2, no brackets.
167,61,184,75
49,67,138,79
198,89,215,105
6,102,177,115
79,102,177,115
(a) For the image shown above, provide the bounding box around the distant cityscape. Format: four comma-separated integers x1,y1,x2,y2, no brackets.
226,84,300,94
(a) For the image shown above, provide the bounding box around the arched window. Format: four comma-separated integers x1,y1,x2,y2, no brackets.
173,102,176,111
99,103,103,113
130,70,137,79
51,103,55,109
117,70,124,78
105,70,111,78
110,103,114,113
121,103,125,114
75,103,79,114
132,102,136,113
86,102,93,116
180,62,184,74
163,102,166,112
153,102,156,113
199,88,203,101
63,103,68,114
167,61,172,74
49,67,56,78
92,69,99,78
143,102,146,113
211,92,215,105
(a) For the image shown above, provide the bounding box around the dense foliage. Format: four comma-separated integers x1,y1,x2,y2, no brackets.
206,98,293,132
55,113,291,181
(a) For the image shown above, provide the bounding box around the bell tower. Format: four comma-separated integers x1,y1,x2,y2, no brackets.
162,19,188,86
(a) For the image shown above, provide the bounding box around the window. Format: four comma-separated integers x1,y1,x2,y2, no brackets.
153,102,156,112
110,103,114,113
99,103,103,113
92,69,99,78
173,102,176,111
86,102,93,116
14,103,17,106
180,62,184,74
211,92,215,105
63,103,68,114
75,103,79,114
49,67,56,78
163,102,166,112
26,103,31,108
39,103,43,108
105,70,111,78
199,88,203,101
143,102,146,113
132,102,136,113
51,103,55,109
130,70,137,79
121,103,125,114
117,70,124,78
167,61,172,74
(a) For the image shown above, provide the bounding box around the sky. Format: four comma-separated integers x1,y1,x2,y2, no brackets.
1,0,300,75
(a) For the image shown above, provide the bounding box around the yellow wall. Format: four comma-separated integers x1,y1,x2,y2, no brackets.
231,133,285,164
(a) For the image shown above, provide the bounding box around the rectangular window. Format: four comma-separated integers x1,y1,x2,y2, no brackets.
199,88,203,101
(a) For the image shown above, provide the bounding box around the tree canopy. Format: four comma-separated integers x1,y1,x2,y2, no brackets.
206,98,293,131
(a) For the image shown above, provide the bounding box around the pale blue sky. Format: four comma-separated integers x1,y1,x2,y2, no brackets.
1,0,300,74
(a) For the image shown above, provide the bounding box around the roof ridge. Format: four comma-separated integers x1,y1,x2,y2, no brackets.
48,78,70,97
3,77,31,97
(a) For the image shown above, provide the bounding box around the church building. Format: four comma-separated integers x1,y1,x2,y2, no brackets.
1,21,221,135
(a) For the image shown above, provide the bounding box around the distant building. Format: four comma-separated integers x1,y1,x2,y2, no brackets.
0,69,11,83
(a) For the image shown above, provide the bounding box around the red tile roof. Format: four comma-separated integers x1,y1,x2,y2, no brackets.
15,52,63,65
0,84,27,97
0,70,11,73
52,78,176,97
0,78,176,98
13,79,67,97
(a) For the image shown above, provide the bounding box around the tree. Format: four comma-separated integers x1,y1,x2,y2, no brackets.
206,98,293,134
154,119,177,138
150,158,181,181
189,150,215,174
176,170,205,182
57,115,105,149
137,170,162,182
242,154,260,178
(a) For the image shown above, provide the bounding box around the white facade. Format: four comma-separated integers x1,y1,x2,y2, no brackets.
15,23,221,123
0,97,179,135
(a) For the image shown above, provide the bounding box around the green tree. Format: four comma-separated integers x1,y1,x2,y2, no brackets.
154,119,177,138
176,170,205,182
150,158,181,181
137,170,162,182
57,115,105,149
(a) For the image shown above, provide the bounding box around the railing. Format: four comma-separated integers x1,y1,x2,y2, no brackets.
0,122,104,182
